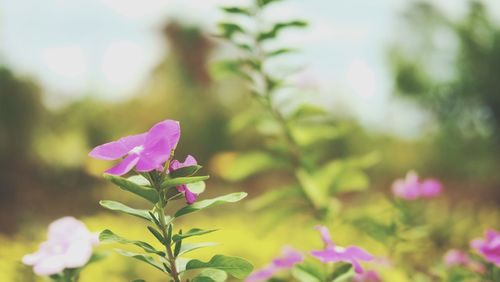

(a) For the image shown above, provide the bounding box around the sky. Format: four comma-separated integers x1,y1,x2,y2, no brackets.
0,0,499,138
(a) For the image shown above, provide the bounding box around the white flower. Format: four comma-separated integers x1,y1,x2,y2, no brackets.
22,217,99,276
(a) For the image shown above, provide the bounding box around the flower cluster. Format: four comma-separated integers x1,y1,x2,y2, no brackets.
22,217,98,276
247,226,374,281
391,171,442,200
89,120,198,204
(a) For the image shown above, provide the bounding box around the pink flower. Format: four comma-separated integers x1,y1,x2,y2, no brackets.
89,120,180,176
22,217,99,276
169,155,199,204
311,226,373,274
443,249,485,273
391,171,442,200
443,249,470,267
245,247,304,282
471,229,500,266
353,270,381,282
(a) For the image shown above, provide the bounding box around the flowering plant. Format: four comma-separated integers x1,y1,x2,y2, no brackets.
89,119,252,281
246,225,375,282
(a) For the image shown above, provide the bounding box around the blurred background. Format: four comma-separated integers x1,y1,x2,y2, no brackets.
1,0,499,281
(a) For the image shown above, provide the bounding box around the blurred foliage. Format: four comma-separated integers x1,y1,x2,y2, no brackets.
389,0,500,185
214,0,378,223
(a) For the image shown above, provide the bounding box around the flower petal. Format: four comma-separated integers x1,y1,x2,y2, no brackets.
245,266,276,282
350,259,364,274
88,141,128,160
137,138,172,172
311,249,338,263
184,187,198,205
33,254,66,276
64,240,93,268
144,120,180,150
346,246,373,261
420,179,442,198
315,225,334,246
105,154,140,176
88,133,146,160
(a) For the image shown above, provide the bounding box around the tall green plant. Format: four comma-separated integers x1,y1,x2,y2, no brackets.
215,0,378,221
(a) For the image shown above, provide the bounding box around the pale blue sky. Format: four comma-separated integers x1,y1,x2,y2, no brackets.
0,0,498,137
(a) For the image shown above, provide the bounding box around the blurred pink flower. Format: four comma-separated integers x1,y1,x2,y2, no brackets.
443,249,470,266
311,226,373,274
89,120,180,176
245,247,303,282
353,269,381,282
169,155,199,204
22,217,99,276
391,171,442,200
471,229,500,266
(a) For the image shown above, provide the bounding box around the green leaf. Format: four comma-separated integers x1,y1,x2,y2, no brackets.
185,255,253,279
192,269,228,282
127,175,151,186
175,192,248,217
131,280,146,282
292,124,342,146
161,176,209,189
104,174,159,203
172,228,217,242
218,22,245,39
174,230,182,257
115,249,165,273
331,263,353,281
314,160,371,194
147,226,168,245
211,60,254,82
296,169,327,209
257,0,283,7
257,20,308,41
99,200,152,222
221,7,251,16
267,48,296,57
170,165,202,178
178,242,218,256
100,229,165,256
220,152,287,181
292,261,324,282
289,104,327,120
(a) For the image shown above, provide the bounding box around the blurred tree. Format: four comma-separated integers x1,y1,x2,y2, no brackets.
389,1,500,188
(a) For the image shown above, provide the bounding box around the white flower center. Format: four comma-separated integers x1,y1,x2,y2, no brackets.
334,246,346,253
129,145,144,154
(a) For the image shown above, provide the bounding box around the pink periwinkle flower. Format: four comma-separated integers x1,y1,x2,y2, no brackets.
353,269,381,282
245,247,304,282
22,217,99,276
391,171,442,200
89,120,180,176
443,249,485,273
311,226,373,274
471,229,500,266
443,249,470,267
169,155,199,204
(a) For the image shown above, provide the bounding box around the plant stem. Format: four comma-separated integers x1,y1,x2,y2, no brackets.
151,174,181,282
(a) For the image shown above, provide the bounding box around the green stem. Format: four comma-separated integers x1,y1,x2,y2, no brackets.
151,172,181,282
243,3,320,217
